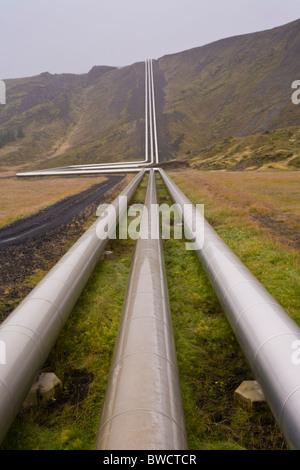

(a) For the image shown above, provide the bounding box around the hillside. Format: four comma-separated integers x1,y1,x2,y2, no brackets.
159,126,300,171
158,19,300,162
0,64,148,172
0,19,299,173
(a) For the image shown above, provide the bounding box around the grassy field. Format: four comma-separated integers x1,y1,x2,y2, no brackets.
0,176,106,228
162,170,299,449
169,169,300,252
1,170,299,450
184,127,300,171
0,174,147,450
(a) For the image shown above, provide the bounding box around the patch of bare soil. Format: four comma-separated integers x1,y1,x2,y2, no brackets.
23,367,95,428
251,213,300,251
0,175,124,321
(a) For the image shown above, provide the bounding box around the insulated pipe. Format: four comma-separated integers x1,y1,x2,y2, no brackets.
95,169,188,450
0,170,145,444
159,169,300,450
145,58,149,164
148,60,154,165
16,168,143,177
149,59,159,164
16,59,160,178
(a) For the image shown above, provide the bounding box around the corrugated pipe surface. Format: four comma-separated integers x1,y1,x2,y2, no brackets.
95,169,188,450
159,168,300,450
0,170,145,444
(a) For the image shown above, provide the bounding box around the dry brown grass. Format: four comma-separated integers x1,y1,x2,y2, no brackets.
170,169,300,250
0,176,106,228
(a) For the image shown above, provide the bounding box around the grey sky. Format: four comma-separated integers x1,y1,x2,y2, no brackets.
1,0,300,79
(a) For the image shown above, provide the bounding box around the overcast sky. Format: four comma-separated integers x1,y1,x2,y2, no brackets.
1,0,300,79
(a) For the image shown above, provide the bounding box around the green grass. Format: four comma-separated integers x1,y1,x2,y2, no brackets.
0,246,135,450
1,172,298,450
162,233,294,450
0,176,149,450
156,175,293,450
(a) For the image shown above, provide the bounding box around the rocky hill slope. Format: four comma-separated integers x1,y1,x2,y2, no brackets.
0,19,299,172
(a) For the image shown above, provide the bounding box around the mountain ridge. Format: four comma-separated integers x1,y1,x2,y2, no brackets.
0,19,299,173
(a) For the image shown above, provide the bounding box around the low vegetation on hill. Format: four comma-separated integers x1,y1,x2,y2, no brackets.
0,20,299,173
160,127,300,171
0,19,299,451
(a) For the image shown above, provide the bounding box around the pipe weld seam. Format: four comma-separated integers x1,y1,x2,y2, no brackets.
57,251,92,268
110,351,180,376
279,385,300,426
98,408,187,440
253,332,300,364
41,274,73,290
233,300,281,332
22,296,65,327
199,241,233,259
203,258,250,286
221,279,263,302
0,325,46,357
52,261,82,275
118,314,173,334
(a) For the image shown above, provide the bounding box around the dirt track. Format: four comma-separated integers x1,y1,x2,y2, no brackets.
0,175,124,320
0,175,123,247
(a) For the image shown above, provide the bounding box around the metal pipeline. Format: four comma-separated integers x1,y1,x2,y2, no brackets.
95,169,188,450
0,170,145,444
16,59,158,178
159,168,300,450
16,168,143,177
149,59,159,164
